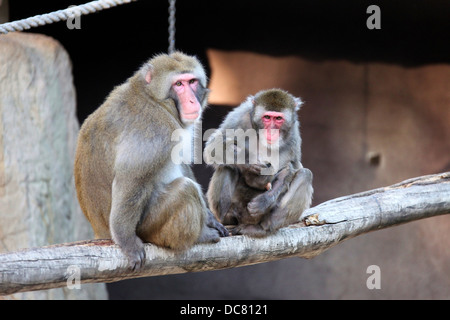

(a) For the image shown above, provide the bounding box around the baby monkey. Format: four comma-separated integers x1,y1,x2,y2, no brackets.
231,161,274,226
205,89,313,237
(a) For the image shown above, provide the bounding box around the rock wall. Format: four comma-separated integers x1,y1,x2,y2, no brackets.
0,32,107,300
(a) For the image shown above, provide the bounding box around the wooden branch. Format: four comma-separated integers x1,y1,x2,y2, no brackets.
1,172,449,296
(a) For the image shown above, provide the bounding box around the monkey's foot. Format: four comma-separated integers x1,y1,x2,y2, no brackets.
197,226,221,244
206,209,230,237
210,219,230,237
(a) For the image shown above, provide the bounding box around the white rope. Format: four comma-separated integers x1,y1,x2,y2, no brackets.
168,0,176,54
0,0,137,34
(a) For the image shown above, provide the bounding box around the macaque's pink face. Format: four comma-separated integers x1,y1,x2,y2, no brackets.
261,111,285,144
172,73,201,122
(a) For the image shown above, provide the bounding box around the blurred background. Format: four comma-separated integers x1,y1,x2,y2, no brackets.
4,0,450,299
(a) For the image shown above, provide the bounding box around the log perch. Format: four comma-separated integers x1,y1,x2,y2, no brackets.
1,172,449,296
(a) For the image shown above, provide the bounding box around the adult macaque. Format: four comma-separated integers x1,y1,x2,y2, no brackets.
204,89,313,237
75,52,228,270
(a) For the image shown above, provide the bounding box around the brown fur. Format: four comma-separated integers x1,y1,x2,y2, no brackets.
75,52,227,270
253,88,299,112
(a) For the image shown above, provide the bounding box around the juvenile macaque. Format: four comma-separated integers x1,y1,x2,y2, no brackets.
74,52,228,270
204,89,313,237
227,147,275,227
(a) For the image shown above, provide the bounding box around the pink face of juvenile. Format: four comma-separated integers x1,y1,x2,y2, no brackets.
172,73,201,122
261,111,285,144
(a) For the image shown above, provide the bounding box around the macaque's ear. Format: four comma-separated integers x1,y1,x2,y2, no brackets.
294,97,304,111
142,63,153,84
145,71,152,84
247,95,255,106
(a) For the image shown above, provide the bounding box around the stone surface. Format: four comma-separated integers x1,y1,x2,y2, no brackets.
0,32,107,300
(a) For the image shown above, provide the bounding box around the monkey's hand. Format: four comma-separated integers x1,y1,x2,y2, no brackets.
119,236,146,271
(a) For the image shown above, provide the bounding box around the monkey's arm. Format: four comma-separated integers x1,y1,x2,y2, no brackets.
109,134,171,270
109,173,149,270
207,165,239,224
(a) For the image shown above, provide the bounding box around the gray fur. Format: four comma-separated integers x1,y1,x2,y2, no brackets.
75,52,227,270
205,89,313,237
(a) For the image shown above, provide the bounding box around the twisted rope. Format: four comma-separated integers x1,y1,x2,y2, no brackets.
0,0,137,34
168,0,176,54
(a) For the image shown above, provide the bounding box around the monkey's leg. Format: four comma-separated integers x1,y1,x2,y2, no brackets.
246,166,293,217
235,169,312,237
261,168,313,232
138,177,218,250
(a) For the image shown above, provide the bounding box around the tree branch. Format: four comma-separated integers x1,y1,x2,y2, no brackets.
1,172,449,296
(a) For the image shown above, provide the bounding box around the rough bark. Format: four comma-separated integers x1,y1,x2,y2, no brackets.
0,172,448,296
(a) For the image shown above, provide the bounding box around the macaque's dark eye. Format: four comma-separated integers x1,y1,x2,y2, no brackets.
263,115,271,120
175,81,182,86
276,116,283,121
189,79,197,84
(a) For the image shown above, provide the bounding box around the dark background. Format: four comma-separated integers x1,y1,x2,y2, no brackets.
9,0,450,299
10,0,449,123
